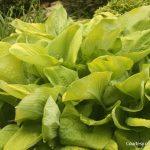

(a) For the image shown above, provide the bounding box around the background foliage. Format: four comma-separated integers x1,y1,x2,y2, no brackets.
96,0,150,15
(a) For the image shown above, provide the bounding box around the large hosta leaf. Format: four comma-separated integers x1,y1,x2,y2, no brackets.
47,24,82,64
0,80,38,99
0,124,18,150
11,19,51,38
9,43,59,67
44,66,78,86
16,32,51,44
42,96,60,147
81,18,122,61
88,55,133,79
45,2,69,37
59,103,113,149
63,72,112,104
116,66,149,99
15,86,63,123
82,15,103,37
0,42,26,84
119,6,150,33
122,49,150,63
120,30,150,53
4,122,42,150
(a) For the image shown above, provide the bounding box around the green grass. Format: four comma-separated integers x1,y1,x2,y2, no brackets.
0,0,48,40
0,8,15,40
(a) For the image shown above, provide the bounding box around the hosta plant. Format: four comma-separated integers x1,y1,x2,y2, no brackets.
0,3,150,150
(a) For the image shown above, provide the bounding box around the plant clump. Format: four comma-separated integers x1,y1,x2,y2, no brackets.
0,3,150,150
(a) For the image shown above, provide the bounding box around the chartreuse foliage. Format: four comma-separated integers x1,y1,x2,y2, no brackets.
0,3,150,150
